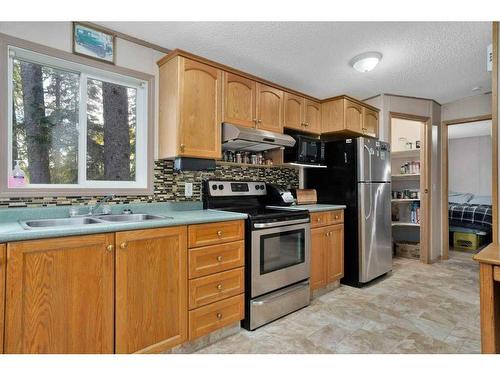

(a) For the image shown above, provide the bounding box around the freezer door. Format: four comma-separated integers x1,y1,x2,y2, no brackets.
357,138,391,182
358,182,392,283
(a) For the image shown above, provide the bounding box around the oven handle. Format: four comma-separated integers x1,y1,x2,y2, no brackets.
252,280,310,306
253,218,310,229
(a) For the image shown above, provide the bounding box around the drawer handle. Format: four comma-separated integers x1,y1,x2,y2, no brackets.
106,245,114,252
216,312,223,320
335,215,339,220
120,242,128,249
316,218,321,222
217,230,223,237
217,284,223,291
216,255,223,262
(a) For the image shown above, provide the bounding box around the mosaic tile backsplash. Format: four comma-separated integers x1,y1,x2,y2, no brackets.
0,160,299,209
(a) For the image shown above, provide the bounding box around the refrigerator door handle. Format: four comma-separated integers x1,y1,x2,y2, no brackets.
363,144,373,219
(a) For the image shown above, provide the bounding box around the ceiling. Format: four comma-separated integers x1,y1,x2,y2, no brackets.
99,22,492,104
448,120,492,139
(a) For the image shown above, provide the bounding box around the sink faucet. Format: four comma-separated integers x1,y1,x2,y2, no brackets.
88,195,115,216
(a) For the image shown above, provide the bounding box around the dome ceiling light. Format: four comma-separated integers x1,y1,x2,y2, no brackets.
350,51,383,73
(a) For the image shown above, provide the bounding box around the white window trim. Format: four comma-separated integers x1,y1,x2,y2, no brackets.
7,46,149,191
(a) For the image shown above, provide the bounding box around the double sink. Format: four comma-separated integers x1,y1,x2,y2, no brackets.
20,213,173,230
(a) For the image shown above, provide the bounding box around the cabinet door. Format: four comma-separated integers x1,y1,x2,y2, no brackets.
362,106,379,138
310,227,327,290
5,234,114,354
115,226,187,354
283,92,304,131
223,72,256,128
304,99,321,134
256,83,283,133
180,58,222,159
0,244,5,354
344,99,363,134
326,224,344,282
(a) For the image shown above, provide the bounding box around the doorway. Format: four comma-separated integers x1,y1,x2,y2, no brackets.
390,112,431,263
441,115,493,260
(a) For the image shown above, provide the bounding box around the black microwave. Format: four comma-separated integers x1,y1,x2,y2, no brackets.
284,134,326,166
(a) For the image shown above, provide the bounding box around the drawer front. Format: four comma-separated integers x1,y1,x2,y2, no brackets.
310,210,344,227
189,268,244,309
188,220,244,248
494,266,500,282
189,240,244,279
188,294,245,340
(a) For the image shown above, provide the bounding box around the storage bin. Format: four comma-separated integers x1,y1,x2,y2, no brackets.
394,241,420,259
453,231,486,251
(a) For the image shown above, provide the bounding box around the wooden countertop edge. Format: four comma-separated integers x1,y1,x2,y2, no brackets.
473,243,500,265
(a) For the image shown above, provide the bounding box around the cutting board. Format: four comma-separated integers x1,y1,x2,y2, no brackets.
295,189,317,205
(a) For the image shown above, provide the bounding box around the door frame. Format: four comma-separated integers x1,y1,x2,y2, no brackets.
441,114,493,260
389,112,432,264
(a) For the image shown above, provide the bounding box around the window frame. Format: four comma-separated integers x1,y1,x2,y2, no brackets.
0,32,155,197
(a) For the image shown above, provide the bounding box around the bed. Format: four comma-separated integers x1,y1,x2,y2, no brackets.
448,192,492,243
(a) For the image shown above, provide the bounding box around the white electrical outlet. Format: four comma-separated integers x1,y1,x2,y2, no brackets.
185,182,193,197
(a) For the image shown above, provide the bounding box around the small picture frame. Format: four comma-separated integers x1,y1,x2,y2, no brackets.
72,22,115,64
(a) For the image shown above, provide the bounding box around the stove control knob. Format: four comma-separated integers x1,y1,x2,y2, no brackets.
255,185,260,190
260,184,265,190
212,184,217,190
218,184,224,190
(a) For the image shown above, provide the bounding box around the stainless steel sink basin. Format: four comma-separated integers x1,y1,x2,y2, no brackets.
20,217,103,230
95,214,171,222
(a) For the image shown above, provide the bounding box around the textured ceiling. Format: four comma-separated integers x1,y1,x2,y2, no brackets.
99,22,492,104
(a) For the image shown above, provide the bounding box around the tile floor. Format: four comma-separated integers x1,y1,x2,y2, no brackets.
196,252,481,354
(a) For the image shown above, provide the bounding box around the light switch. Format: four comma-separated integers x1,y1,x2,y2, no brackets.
185,182,193,197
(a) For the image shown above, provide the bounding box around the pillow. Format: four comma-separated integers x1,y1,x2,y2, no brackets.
468,195,492,206
449,192,473,204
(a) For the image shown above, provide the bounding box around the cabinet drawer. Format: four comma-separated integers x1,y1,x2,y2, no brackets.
188,294,244,340
310,210,344,228
188,220,244,248
189,240,244,279
189,268,244,309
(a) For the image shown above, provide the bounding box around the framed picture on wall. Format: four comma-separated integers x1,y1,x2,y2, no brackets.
72,22,115,64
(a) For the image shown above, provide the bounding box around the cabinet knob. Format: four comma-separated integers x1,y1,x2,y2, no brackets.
216,255,223,262
120,242,128,249
106,245,114,252
335,215,339,220
217,284,223,291
216,312,223,320
316,217,321,222
253,118,258,123
180,144,185,152
257,119,262,123
217,230,223,237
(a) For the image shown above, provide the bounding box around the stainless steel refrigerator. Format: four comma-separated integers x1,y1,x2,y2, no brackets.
304,137,392,287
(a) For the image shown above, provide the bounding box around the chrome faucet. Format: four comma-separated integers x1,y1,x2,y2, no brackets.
88,195,115,216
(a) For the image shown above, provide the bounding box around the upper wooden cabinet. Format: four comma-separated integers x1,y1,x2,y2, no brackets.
5,234,114,354
321,96,379,138
223,72,256,128
0,244,5,354
115,226,187,354
283,93,321,135
159,56,222,159
256,83,283,133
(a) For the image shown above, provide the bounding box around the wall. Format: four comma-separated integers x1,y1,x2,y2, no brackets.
391,118,422,152
442,93,492,121
449,136,492,196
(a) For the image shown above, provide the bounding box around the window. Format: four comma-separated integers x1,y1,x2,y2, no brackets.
7,46,149,191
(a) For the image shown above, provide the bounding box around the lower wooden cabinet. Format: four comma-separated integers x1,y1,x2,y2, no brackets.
4,234,115,354
0,244,5,354
115,226,188,354
310,211,345,291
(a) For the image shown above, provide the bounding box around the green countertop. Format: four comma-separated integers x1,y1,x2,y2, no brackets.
0,202,247,243
267,204,346,212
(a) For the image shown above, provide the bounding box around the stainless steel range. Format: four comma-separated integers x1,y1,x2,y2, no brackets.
203,180,311,330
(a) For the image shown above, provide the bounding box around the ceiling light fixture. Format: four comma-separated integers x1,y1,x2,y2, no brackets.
350,52,383,73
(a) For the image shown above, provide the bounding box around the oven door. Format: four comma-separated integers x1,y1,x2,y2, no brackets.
251,221,310,298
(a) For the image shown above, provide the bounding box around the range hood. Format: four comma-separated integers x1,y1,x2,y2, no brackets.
222,123,295,152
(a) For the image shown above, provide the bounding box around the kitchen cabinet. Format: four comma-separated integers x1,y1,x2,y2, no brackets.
158,56,222,159
188,220,244,248
0,244,5,354
283,93,321,135
115,226,187,354
4,234,114,354
321,95,379,138
309,210,345,292
223,72,256,128
256,83,284,133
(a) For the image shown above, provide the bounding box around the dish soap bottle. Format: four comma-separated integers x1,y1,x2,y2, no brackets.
9,160,26,188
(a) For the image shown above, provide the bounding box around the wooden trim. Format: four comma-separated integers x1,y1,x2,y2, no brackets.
80,22,171,54
0,32,155,197
390,112,431,264
441,114,493,260
479,263,500,353
493,21,499,243
383,93,441,107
